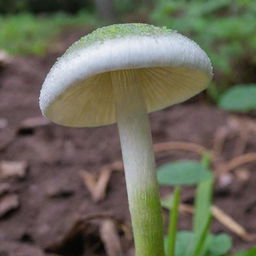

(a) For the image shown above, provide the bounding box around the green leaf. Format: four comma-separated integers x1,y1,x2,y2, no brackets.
165,231,232,256
207,233,232,256
165,231,195,256
157,161,213,186
218,85,256,112
231,248,256,256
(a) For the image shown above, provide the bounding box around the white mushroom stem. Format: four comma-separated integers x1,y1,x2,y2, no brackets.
111,70,164,256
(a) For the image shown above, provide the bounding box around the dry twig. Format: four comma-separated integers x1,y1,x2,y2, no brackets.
81,141,209,202
219,153,256,173
80,169,112,202
154,141,208,155
212,205,255,241
99,219,123,256
163,201,254,241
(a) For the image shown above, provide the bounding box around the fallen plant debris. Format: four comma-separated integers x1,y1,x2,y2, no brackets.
213,115,256,160
47,214,128,256
211,206,255,242
218,153,256,173
80,169,112,203
80,127,256,246
81,132,256,203
0,50,12,67
0,183,11,196
80,161,122,202
0,116,50,153
161,197,255,242
18,116,50,134
0,39,256,253
99,219,124,256
0,160,28,180
0,193,19,218
46,182,74,198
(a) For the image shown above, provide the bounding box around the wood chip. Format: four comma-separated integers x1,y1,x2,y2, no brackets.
0,160,28,179
0,194,19,218
99,219,123,256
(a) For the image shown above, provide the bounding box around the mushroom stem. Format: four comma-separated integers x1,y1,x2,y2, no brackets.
111,70,164,256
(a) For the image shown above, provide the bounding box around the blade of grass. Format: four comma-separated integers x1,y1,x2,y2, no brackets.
192,212,212,256
167,186,181,256
193,153,214,255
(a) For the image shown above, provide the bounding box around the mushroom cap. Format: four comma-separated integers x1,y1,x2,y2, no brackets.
40,23,213,127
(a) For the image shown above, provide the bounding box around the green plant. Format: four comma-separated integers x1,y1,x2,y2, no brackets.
151,0,256,81
157,155,255,256
0,0,93,14
0,12,97,55
218,84,256,112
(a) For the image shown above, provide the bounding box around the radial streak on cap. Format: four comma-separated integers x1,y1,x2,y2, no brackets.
39,23,212,127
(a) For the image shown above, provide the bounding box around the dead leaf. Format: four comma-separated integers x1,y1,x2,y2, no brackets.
0,160,28,179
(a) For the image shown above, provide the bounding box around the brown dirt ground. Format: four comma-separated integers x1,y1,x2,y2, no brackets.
0,30,256,256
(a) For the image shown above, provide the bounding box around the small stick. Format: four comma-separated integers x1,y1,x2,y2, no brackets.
212,127,230,158
163,201,254,241
211,205,255,241
81,141,209,202
233,128,249,157
80,169,112,202
154,141,208,155
220,153,256,173
99,219,123,256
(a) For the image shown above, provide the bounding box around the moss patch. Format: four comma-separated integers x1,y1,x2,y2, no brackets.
66,23,172,54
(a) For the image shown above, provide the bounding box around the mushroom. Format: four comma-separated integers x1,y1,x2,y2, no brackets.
39,23,212,256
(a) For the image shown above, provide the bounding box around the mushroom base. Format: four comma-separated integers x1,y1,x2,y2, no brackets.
111,70,164,256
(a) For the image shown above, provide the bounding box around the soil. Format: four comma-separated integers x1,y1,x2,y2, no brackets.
0,29,255,256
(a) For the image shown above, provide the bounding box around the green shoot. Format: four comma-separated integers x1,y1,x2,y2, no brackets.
167,186,181,256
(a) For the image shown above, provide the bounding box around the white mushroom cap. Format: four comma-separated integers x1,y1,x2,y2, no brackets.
39,23,213,127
